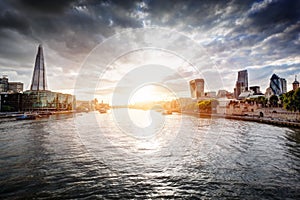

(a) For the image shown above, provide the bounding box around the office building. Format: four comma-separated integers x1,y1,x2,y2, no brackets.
270,74,286,95
234,70,248,99
0,75,24,93
0,75,9,92
30,44,47,91
23,44,75,111
22,90,75,111
217,90,227,98
249,86,262,95
8,82,23,93
189,79,204,99
280,78,287,94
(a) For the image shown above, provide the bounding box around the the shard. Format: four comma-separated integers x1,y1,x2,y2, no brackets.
30,44,47,91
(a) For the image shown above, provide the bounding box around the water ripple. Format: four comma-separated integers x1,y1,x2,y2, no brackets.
0,111,299,199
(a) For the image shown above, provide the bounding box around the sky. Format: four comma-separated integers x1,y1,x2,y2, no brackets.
0,0,299,101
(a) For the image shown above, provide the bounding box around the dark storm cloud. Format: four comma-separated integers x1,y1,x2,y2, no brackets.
0,0,146,60
0,0,299,93
144,0,252,29
12,0,77,14
247,0,300,31
0,10,31,35
1,0,298,52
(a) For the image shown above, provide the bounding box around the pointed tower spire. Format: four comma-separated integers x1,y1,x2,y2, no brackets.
30,44,47,91
293,74,299,91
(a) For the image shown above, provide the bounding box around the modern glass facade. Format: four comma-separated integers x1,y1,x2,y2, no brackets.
30,45,47,91
0,93,22,112
270,74,286,95
22,90,76,111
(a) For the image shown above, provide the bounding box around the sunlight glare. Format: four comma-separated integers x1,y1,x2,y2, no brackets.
129,84,172,104
129,85,158,104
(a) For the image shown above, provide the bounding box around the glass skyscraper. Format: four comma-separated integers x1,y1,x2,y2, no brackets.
23,44,76,111
234,70,248,99
30,44,47,91
270,74,287,95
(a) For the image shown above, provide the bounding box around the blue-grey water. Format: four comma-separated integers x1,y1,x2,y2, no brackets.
0,109,299,199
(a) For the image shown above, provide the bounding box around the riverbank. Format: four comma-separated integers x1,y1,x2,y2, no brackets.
1,109,300,128
224,114,300,128
0,110,76,119
182,111,300,128
0,112,23,119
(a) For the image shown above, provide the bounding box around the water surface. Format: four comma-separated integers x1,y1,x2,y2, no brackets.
0,110,299,199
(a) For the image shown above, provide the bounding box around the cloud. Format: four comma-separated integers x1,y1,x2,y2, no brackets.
0,10,31,35
0,0,299,99
12,0,77,14
247,0,300,30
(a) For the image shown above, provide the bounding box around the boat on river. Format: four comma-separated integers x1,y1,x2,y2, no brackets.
162,110,172,115
99,108,107,114
16,114,37,120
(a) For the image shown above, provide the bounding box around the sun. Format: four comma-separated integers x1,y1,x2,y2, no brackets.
129,85,158,104
129,84,171,104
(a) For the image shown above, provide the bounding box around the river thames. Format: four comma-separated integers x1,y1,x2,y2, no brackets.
0,109,299,199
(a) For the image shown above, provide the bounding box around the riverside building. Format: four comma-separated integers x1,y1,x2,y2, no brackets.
0,75,23,93
0,75,24,112
22,44,75,112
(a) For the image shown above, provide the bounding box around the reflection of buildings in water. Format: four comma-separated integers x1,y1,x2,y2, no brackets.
1,120,52,190
284,130,300,166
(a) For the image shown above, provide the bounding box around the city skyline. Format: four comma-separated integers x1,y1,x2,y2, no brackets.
0,0,299,100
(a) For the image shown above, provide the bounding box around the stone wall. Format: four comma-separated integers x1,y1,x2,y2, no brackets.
247,108,300,122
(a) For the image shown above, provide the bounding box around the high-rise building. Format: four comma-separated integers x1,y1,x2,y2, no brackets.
249,86,261,95
0,75,9,92
270,74,286,95
8,82,23,93
30,44,47,91
0,75,23,93
234,70,248,99
23,44,76,111
217,90,227,98
189,79,204,99
280,78,287,94
293,75,299,91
